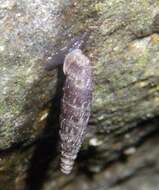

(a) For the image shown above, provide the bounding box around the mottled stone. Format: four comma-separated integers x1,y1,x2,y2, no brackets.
0,0,63,149
1,0,159,190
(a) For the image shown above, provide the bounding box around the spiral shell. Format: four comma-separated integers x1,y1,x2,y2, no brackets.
59,49,92,174
44,32,89,71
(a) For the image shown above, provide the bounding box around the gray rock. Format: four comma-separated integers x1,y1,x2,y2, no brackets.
0,0,159,190
0,0,64,149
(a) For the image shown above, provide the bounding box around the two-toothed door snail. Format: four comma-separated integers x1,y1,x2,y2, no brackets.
60,49,92,174
45,33,92,174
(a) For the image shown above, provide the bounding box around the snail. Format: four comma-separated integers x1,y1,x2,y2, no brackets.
44,32,89,71
59,49,92,174
45,33,92,174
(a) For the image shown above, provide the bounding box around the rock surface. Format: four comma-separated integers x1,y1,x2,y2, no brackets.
0,0,159,190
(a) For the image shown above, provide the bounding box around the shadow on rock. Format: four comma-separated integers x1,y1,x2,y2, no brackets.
24,66,64,190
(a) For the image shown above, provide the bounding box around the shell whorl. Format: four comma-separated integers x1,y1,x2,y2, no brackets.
60,149,77,174
59,49,92,174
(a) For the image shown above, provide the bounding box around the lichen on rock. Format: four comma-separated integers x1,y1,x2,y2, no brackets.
1,0,159,190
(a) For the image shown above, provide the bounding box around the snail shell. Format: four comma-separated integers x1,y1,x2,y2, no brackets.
59,49,92,174
44,32,89,71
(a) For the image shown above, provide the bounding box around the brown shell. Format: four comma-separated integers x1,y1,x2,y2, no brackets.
59,49,92,174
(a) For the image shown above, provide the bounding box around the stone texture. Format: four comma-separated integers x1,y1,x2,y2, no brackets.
0,0,159,190
0,0,63,149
